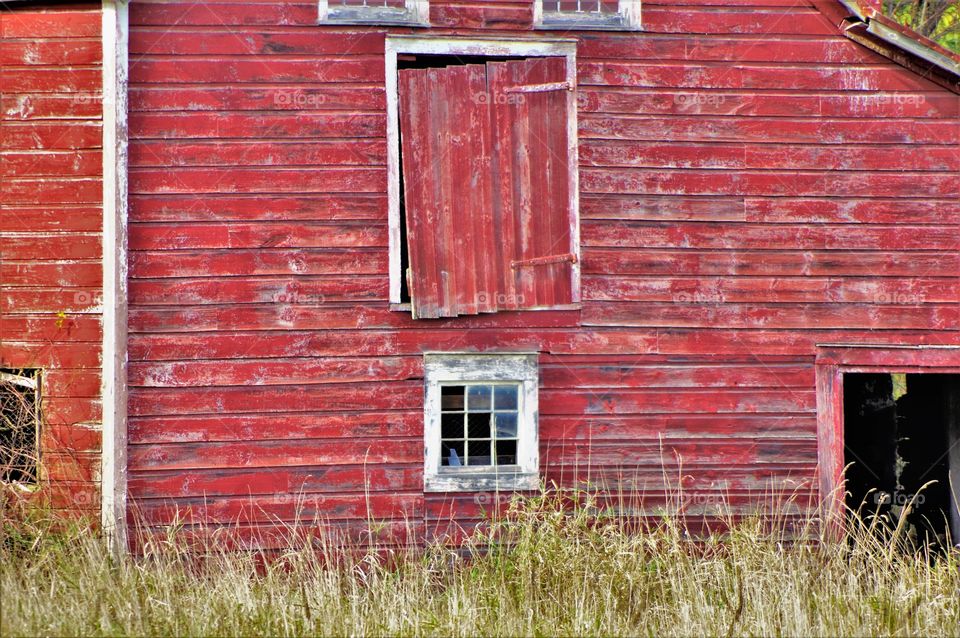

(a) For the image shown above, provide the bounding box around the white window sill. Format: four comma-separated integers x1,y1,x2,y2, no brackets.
425,470,539,493
536,12,642,31
320,6,429,26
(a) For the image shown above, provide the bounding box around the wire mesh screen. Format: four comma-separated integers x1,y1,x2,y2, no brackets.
0,370,39,484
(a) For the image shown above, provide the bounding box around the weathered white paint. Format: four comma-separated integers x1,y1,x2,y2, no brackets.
318,0,429,26
534,0,641,31
385,36,580,306
101,0,130,554
423,352,539,492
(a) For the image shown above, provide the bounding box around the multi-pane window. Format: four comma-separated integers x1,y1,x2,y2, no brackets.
535,0,641,30
424,353,538,492
0,369,40,484
318,0,429,25
440,384,520,467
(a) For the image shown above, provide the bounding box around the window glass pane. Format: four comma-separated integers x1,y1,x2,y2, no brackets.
467,440,492,466
441,440,465,467
467,412,491,439
441,413,463,439
467,385,492,410
495,439,517,465
441,385,464,410
494,385,518,410
495,413,517,438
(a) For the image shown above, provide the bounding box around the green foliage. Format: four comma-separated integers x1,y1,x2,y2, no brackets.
1,490,958,637
883,1,960,53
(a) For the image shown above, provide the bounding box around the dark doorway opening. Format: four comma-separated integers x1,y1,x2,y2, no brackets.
844,373,960,549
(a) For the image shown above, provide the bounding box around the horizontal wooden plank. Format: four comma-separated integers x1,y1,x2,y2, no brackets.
3,178,102,205
1,151,102,177
539,388,815,415
2,11,101,38
541,362,814,388
127,305,582,332
3,288,104,314
128,112,384,139
1,261,101,287
582,221,960,251
540,414,816,440
0,342,102,368
131,492,422,526
0,38,101,66
582,248,960,277
128,438,422,470
130,56,383,84
578,88,960,119
129,411,421,444
580,115,959,145
128,29,384,56
129,167,384,195
0,207,103,233
579,141,960,173
128,382,422,416
583,275,960,304
129,85,384,112
128,222,384,250
128,275,387,305
583,301,960,330
128,464,422,498
0,315,102,343
129,139,384,167
129,249,385,278
2,93,102,119
580,168,959,198
656,329,960,356
578,62,945,92
129,194,385,222
127,329,659,360
0,234,102,259
129,355,421,387
2,68,102,94
1,122,101,149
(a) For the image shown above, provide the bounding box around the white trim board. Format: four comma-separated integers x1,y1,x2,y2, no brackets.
101,0,130,554
384,36,580,306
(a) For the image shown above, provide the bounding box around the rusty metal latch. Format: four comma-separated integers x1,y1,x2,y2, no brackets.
503,81,573,94
511,253,578,269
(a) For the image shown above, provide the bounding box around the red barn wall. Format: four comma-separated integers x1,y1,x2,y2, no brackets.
124,0,960,545
0,3,103,515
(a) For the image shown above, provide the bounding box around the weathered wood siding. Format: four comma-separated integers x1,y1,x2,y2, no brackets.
125,0,960,545
0,3,103,515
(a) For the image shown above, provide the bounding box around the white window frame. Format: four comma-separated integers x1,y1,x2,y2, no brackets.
318,0,429,26
534,0,641,30
424,353,539,493
385,36,581,310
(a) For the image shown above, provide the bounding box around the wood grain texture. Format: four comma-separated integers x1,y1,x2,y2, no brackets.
0,4,103,518
123,0,960,542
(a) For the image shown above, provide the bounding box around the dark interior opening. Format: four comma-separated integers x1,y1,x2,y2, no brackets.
394,53,542,306
0,368,40,484
844,373,960,549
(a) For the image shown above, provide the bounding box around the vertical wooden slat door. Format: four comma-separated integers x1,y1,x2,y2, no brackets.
398,64,496,319
488,57,573,311
398,58,573,318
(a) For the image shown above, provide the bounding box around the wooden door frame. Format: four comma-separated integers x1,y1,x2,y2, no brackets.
815,344,960,539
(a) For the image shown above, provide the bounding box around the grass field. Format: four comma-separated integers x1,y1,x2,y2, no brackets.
2,491,958,637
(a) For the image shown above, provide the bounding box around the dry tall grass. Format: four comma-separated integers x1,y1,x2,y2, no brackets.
2,489,958,637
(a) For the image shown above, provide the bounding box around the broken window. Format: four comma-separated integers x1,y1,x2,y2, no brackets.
535,0,641,30
1,369,40,484
424,353,538,492
844,373,960,550
318,0,428,25
396,55,580,319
